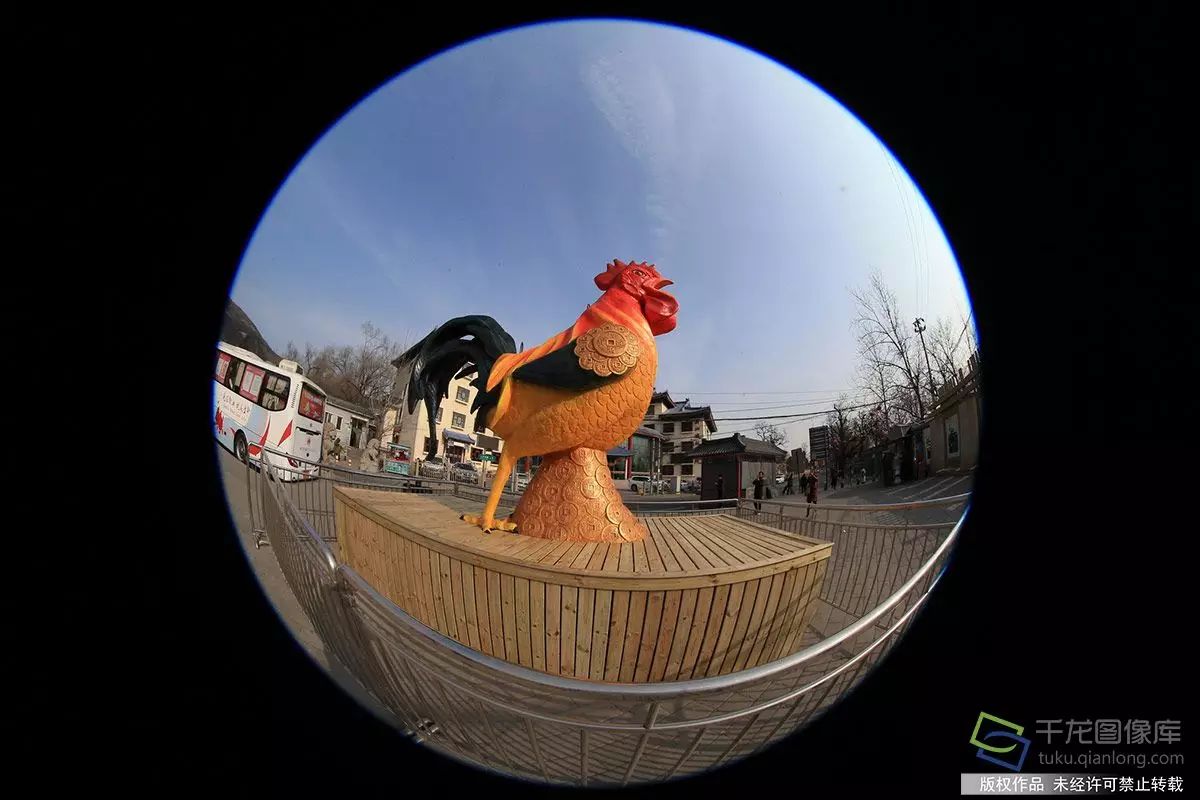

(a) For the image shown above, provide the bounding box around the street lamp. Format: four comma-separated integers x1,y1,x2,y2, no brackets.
913,318,938,413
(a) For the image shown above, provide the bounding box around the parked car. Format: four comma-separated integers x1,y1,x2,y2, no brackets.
418,456,447,478
775,474,786,485
629,475,651,493
683,479,700,494
451,461,479,482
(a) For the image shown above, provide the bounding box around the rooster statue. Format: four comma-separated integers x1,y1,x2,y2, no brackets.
395,259,678,542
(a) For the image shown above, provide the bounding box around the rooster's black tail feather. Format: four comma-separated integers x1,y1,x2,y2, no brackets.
394,316,516,457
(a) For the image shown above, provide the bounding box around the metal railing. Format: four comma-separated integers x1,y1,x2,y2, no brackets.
242,444,966,785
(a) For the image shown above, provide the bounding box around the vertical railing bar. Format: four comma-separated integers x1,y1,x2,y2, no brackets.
664,726,709,781
524,717,552,783
621,701,661,785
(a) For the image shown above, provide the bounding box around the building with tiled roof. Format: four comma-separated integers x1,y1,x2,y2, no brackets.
641,390,718,485
687,434,788,501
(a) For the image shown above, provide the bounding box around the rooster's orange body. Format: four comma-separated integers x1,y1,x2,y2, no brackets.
396,260,678,540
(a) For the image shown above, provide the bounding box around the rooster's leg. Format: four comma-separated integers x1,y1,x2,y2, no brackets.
461,450,519,533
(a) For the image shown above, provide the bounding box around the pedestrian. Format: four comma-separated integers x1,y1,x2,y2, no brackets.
785,472,794,495
752,471,767,514
715,473,724,500
805,467,818,516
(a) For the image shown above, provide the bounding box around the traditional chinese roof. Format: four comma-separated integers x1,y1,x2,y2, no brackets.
650,390,676,409
656,399,717,431
442,429,476,444
687,433,787,459
634,425,663,440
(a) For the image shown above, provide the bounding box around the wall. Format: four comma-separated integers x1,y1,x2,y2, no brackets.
380,365,504,465
325,404,369,452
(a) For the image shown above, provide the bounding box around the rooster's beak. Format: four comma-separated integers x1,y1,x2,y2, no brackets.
653,279,673,289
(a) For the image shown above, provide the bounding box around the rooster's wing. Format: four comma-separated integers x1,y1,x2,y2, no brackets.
512,322,643,391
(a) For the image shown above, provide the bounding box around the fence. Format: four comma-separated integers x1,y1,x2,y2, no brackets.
242,445,965,785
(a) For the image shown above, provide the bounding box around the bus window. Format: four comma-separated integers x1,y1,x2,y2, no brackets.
216,352,231,383
298,385,325,421
239,365,265,401
261,372,290,411
226,359,245,392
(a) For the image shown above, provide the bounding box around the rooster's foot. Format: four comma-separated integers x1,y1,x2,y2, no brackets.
460,514,519,534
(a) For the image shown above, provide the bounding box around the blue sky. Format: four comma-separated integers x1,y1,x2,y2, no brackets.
231,19,974,453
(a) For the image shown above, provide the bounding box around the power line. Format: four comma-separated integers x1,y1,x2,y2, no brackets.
713,399,883,421
665,389,859,396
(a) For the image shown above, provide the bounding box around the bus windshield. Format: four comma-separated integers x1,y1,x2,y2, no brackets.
298,384,325,421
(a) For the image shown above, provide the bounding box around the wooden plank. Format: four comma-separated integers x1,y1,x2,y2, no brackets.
419,546,442,633
589,589,613,681
586,543,610,572
538,540,576,565
716,581,756,676
404,537,427,623
571,543,600,570
427,549,449,637
663,517,726,568
602,543,624,572
762,567,800,662
679,586,715,680
641,531,667,573
514,576,532,668
560,586,578,677
618,542,635,574
448,557,470,647
619,590,647,682
530,580,546,671
487,569,506,660
633,590,665,682
731,577,774,673
459,562,481,651
647,527,681,572
783,558,826,657
575,587,595,678
500,573,519,663
655,522,700,571
689,518,774,564
437,552,460,642
603,590,630,682
559,543,591,568
545,583,562,675
703,513,797,551
473,565,493,656
700,582,739,677
704,515,797,556
649,590,684,682
746,572,787,667
632,537,648,574
662,588,700,681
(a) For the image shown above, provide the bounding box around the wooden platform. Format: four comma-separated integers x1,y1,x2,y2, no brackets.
333,486,833,683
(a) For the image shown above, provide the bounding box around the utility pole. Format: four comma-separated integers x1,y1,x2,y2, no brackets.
914,318,937,416
914,317,937,479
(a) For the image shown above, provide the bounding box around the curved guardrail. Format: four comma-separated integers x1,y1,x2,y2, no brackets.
242,443,966,785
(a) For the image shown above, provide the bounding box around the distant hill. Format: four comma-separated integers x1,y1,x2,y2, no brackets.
221,300,283,365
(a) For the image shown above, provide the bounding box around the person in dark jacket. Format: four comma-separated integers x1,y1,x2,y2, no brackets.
784,472,794,495
804,467,818,516
715,473,724,500
752,471,767,513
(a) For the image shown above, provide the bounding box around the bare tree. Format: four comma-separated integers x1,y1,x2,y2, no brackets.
926,315,975,390
826,395,856,476
851,271,933,422
752,421,788,451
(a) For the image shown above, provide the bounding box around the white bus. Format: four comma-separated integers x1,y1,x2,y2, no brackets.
214,341,326,480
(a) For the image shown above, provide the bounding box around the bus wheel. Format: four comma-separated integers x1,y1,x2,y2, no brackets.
235,433,248,464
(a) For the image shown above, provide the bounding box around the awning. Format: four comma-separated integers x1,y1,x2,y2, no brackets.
442,429,475,445
607,446,632,458
476,433,501,451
